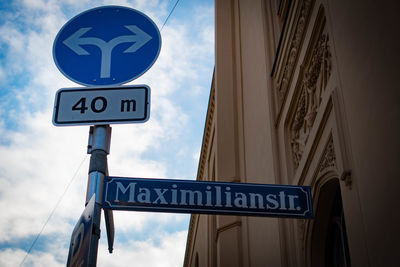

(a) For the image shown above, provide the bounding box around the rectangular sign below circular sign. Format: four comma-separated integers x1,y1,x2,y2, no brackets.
53,85,150,126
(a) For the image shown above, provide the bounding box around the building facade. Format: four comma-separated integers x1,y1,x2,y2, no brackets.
184,0,400,266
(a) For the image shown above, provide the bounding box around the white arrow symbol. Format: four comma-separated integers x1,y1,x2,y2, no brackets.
63,25,152,78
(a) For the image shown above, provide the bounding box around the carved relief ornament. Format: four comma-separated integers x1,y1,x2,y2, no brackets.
318,135,336,175
276,0,313,108
290,32,332,169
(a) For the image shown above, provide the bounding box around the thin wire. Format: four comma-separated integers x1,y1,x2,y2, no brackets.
19,155,88,267
161,0,181,31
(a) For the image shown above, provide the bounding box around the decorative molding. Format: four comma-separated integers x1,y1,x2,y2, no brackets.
183,213,199,267
299,136,338,253
289,30,332,169
275,0,313,111
197,82,215,180
318,135,336,175
184,78,215,266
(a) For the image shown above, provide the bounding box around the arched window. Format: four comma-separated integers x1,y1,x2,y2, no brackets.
310,179,351,267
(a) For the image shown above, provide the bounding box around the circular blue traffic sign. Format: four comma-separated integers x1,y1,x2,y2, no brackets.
53,6,161,86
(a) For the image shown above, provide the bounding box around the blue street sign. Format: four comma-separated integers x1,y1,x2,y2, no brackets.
67,194,95,267
103,177,314,219
53,6,161,86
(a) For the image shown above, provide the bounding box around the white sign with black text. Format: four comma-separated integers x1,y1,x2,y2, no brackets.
53,85,150,126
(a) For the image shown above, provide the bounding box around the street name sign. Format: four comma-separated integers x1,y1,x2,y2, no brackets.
53,6,161,86
103,177,314,218
53,85,150,126
67,194,95,267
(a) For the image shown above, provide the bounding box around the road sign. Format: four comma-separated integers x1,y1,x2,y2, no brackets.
67,194,96,267
53,85,150,126
103,177,314,218
53,6,161,86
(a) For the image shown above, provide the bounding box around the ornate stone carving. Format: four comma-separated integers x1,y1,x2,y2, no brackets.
290,88,307,167
318,135,336,175
290,32,332,169
276,0,313,109
303,34,332,124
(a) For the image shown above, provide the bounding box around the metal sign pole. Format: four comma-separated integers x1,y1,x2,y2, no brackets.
86,125,111,266
53,6,160,266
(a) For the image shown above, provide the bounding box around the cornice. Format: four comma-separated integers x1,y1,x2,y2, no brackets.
183,72,215,266
196,73,215,180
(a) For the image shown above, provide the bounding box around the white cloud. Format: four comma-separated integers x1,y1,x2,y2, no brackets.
0,234,70,267
0,229,187,266
0,248,65,267
0,25,26,74
98,230,188,267
0,112,88,242
0,249,28,267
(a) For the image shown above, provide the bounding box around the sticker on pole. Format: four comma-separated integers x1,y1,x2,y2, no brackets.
53,6,161,86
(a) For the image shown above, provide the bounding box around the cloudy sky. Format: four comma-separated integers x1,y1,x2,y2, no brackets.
0,0,214,266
